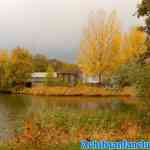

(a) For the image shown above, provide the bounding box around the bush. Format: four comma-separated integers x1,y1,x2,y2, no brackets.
46,78,70,86
111,62,138,88
112,62,150,96
133,65,150,96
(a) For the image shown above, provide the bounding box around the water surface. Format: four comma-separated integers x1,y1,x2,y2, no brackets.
0,94,142,140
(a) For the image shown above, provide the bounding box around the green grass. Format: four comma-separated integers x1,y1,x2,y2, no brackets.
0,144,12,150
2,98,150,149
39,101,140,131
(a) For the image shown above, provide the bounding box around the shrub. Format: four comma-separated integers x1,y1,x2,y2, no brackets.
111,62,139,88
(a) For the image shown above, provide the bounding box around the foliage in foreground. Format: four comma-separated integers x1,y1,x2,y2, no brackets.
1,98,149,150
0,97,148,149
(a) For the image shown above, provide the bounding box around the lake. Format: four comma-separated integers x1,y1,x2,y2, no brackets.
0,94,146,141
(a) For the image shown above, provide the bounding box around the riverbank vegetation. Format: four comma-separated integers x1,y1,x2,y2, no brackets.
0,97,150,150
14,85,136,97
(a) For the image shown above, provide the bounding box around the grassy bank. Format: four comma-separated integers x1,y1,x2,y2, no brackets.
13,85,136,97
2,98,150,150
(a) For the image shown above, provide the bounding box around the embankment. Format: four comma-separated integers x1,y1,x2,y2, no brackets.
13,86,136,97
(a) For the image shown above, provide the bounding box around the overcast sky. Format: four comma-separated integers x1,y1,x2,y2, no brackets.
0,0,143,62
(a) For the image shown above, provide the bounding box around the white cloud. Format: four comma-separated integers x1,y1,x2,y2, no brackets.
0,0,143,62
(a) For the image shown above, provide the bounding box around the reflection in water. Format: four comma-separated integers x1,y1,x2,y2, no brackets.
0,95,31,139
0,94,139,140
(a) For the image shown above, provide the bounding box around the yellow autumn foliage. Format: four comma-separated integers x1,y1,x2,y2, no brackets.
78,10,146,76
0,50,9,64
119,27,146,64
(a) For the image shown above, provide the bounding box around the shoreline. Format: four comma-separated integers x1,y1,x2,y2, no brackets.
10,85,136,97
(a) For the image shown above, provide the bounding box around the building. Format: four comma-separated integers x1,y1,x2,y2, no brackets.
31,67,102,86
56,70,81,85
31,70,80,86
31,72,48,85
82,74,100,84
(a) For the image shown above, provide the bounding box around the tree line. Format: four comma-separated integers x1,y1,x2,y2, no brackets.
1,1,150,94
0,47,51,89
0,47,79,89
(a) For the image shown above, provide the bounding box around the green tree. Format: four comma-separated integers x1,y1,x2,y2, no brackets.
137,0,150,61
112,61,150,96
111,62,139,88
33,54,49,72
137,0,150,35
11,47,33,86
133,64,150,96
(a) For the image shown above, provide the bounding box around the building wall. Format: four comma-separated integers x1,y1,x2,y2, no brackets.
82,74,100,84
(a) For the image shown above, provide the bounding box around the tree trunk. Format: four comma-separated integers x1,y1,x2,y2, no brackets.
98,73,102,85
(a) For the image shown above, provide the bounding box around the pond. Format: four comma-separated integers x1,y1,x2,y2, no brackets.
0,94,147,140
